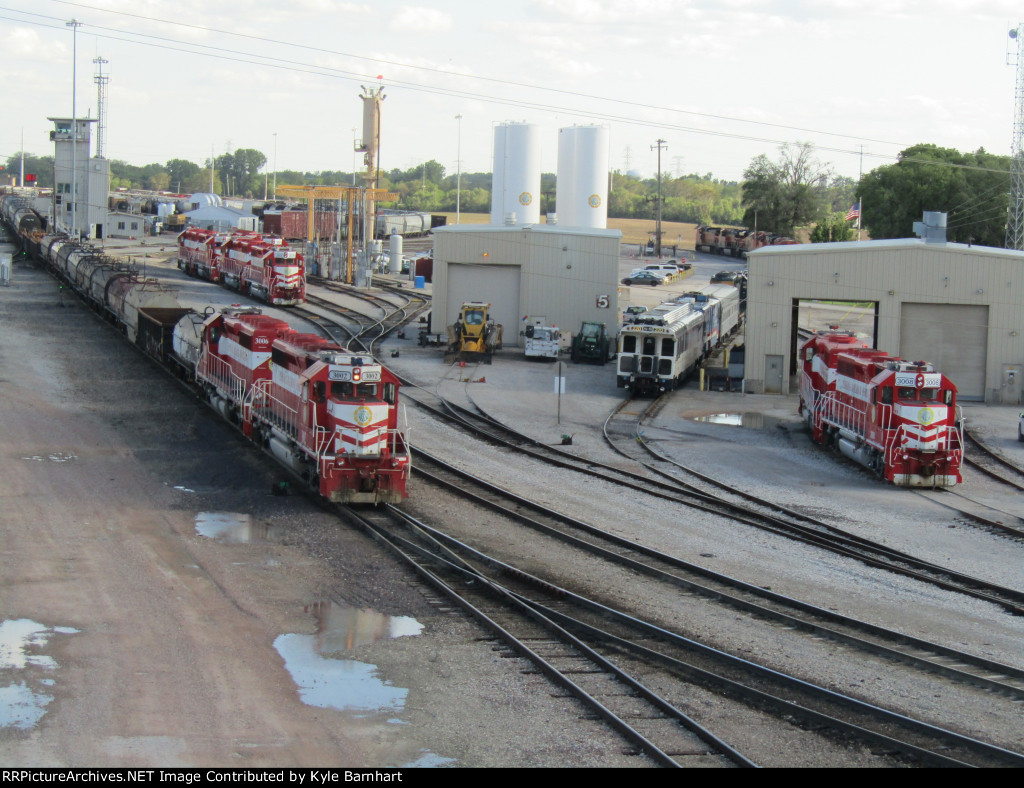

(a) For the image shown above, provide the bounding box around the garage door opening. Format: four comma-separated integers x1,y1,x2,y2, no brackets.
789,299,879,375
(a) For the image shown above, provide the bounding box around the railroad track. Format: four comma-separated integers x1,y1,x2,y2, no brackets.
601,396,1024,617
410,447,1024,698
306,277,430,352
337,498,1024,768
299,288,1024,618
961,429,1024,492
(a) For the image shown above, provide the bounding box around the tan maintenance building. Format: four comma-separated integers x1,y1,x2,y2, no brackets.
745,227,1024,404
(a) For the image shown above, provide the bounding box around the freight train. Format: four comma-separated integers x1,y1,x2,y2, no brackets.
695,226,798,259
1,193,410,504
177,227,306,306
798,329,962,487
617,282,742,394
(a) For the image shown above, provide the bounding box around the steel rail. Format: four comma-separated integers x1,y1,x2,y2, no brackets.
387,508,1024,767
410,447,1024,700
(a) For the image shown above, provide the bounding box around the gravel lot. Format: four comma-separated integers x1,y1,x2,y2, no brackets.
3,240,1023,767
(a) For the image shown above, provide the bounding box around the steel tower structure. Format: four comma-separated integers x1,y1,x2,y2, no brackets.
1007,25,1024,250
93,56,109,158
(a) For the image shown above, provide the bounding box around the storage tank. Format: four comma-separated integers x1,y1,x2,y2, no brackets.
555,127,578,227
490,122,541,226
389,233,402,275
556,125,609,230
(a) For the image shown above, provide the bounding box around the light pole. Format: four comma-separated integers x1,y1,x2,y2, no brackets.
455,113,463,224
651,138,667,258
67,18,82,238
272,132,278,200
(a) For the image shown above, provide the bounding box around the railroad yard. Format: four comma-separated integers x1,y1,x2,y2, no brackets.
2,236,1024,768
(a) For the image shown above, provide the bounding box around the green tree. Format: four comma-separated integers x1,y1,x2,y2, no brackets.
741,142,833,236
148,171,171,192
3,153,54,188
166,158,200,192
809,212,856,243
858,144,1010,246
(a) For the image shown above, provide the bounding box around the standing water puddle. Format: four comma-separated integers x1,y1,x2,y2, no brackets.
194,512,283,544
276,602,452,766
0,619,78,730
692,412,783,429
276,603,424,714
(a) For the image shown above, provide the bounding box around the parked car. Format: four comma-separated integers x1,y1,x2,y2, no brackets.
711,269,745,284
628,267,667,280
621,271,664,286
644,263,678,278
624,305,648,315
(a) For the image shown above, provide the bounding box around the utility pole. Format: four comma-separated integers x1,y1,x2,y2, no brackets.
67,19,81,238
651,139,667,258
1007,24,1024,249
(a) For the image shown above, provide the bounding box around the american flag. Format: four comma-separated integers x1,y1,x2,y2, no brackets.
845,202,861,222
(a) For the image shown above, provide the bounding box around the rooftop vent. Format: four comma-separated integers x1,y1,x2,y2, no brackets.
913,211,947,243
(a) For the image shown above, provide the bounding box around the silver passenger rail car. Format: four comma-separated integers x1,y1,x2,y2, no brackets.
617,303,704,395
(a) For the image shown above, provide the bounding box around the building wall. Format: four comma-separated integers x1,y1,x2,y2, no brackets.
432,225,622,346
50,118,108,239
745,240,1024,403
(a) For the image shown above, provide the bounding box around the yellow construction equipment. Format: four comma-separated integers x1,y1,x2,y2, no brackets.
446,302,503,364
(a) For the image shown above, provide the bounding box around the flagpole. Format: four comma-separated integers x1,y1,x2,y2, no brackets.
857,145,864,242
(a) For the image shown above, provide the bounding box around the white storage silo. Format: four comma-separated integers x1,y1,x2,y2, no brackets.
556,125,609,230
490,122,541,226
555,127,578,228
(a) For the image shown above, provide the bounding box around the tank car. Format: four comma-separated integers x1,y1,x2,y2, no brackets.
3,203,409,504
798,329,963,487
106,277,182,343
1,195,44,242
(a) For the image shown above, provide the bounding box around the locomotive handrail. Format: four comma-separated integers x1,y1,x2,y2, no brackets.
247,378,299,438
816,390,868,440
198,348,247,404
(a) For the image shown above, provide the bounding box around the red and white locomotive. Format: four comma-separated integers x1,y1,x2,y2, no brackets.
177,227,306,306
798,329,963,487
1,194,404,505
181,307,410,504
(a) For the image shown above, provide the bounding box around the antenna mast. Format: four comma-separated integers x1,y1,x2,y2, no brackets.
1007,25,1024,249
93,56,109,158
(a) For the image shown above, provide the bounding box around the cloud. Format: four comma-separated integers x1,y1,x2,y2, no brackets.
389,6,453,33
1,26,55,59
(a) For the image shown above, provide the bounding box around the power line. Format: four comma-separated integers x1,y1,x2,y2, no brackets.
1,6,1012,179
47,0,916,150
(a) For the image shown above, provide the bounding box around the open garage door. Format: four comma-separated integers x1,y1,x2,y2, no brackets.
446,263,522,346
899,303,988,401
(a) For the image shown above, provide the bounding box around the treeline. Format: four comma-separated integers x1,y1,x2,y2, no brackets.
5,142,1013,246
2,150,746,225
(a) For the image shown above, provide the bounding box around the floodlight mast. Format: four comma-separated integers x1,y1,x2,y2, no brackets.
1007,24,1024,250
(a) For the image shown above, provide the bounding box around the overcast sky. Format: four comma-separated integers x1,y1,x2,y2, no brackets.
1,0,1020,184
